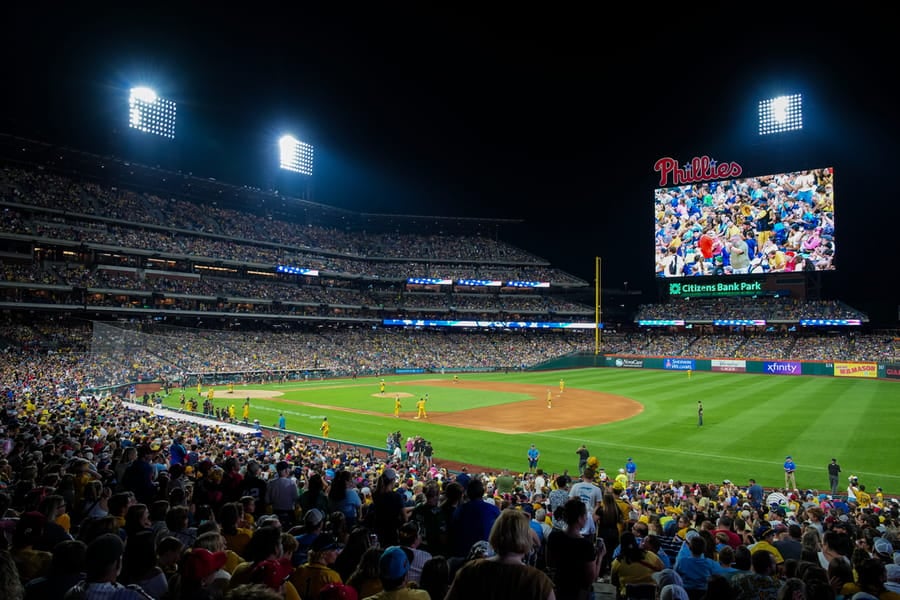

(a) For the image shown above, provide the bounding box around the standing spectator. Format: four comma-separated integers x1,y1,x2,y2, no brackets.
445,509,554,600
546,498,604,600
569,468,603,544
122,446,158,506
828,458,841,497
449,478,500,559
328,471,362,530
265,461,298,529
747,479,764,508
371,468,406,549
783,456,797,490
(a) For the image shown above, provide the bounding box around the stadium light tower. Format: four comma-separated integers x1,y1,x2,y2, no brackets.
278,135,314,176
128,87,177,139
758,93,802,135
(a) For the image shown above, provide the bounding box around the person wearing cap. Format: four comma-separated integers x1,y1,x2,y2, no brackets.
372,468,407,548
66,532,155,599
625,457,637,485
290,533,343,599
749,524,784,566
783,456,797,490
362,545,429,599
321,582,360,600
168,547,229,599
249,558,297,598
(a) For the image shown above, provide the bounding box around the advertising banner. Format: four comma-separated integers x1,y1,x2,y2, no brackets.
833,362,877,378
663,358,695,371
885,365,900,380
711,359,747,373
614,358,644,368
763,361,802,376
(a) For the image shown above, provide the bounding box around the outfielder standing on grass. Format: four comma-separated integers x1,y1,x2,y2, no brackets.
697,400,703,426
394,394,401,417
320,417,330,438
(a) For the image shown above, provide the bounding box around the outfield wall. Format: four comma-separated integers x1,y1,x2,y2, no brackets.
602,354,900,379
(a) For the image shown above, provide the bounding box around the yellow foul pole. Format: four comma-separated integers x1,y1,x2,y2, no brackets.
595,256,601,354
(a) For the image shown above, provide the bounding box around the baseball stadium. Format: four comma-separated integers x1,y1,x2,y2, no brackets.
2,13,900,600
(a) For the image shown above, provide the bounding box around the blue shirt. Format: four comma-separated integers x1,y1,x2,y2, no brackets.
626,461,636,475
784,459,796,473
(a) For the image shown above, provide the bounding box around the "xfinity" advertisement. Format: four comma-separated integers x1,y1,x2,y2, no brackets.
764,361,802,376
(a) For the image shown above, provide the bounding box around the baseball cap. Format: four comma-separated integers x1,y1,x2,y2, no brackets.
755,524,774,539
379,545,413,580
304,508,325,527
653,568,684,588
382,468,398,482
250,559,293,589
320,583,359,600
182,548,227,581
311,534,341,552
874,537,893,556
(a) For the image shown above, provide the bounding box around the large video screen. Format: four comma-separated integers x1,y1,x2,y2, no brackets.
655,167,835,278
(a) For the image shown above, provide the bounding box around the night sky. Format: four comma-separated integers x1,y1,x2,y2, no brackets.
4,9,898,325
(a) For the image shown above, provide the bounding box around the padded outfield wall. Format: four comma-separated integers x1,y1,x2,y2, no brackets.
532,352,900,380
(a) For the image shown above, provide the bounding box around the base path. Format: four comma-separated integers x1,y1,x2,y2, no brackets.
394,379,642,434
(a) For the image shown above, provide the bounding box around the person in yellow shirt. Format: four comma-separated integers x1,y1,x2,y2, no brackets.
197,381,202,396
615,469,629,489
559,378,565,393
207,387,215,402
380,379,386,395
856,484,872,508
242,399,250,423
228,382,234,394
394,395,401,417
228,404,236,421
320,417,330,438
547,389,553,408
416,397,427,419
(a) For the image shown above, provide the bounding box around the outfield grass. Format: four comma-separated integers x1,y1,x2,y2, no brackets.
163,368,900,493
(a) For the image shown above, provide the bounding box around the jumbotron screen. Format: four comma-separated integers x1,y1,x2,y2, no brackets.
654,167,835,278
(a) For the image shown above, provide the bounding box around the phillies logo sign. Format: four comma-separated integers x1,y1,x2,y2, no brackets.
654,155,743,187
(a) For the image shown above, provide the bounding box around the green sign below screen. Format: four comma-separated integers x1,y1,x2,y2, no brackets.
669,280,764,298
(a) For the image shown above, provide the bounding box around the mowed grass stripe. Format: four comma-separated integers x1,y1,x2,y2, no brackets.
164,369,900,491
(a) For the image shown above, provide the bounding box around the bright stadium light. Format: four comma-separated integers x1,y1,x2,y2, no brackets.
279,135,314,176
758,93,802,135
129,87,177,139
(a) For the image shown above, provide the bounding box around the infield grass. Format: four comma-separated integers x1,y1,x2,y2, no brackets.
162,368,900,493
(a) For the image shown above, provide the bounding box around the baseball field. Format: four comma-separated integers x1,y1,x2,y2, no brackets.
161,368,899,493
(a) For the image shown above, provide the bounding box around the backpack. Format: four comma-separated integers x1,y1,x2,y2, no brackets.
668,256,678,275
